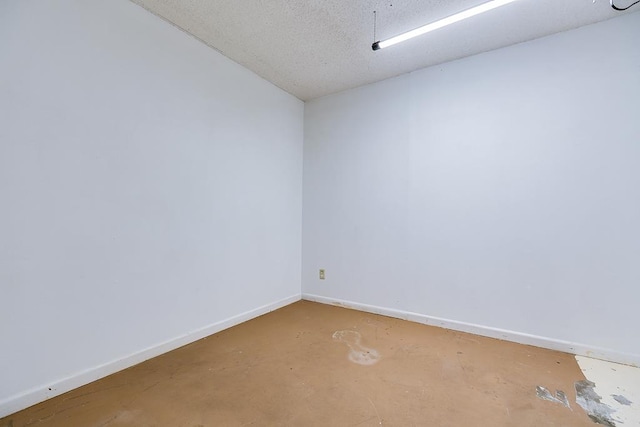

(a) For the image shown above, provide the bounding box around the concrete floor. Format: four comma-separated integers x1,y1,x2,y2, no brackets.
0,301,624,426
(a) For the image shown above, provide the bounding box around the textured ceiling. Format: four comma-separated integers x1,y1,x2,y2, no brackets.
130,0,636,100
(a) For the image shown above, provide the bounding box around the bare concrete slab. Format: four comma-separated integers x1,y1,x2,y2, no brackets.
1,301,597,426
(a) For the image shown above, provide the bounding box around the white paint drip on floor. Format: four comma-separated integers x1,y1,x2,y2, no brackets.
576,356,640,426
332,330,381,366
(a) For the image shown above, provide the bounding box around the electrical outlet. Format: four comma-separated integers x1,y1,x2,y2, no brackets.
319,269,325,280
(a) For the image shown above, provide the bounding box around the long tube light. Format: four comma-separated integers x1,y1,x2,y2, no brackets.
372,0,521,51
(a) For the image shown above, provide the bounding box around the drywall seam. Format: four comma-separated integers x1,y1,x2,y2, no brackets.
0,293,301,419
302,294,640,367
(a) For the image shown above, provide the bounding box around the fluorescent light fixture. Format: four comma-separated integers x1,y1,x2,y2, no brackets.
372,0,521,51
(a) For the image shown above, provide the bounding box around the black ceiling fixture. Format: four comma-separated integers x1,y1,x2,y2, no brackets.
610,0,640,10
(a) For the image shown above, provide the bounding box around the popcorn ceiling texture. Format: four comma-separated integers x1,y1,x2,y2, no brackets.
130,0,633,100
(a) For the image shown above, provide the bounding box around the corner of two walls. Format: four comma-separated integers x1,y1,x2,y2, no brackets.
0,0,302,417
2,0,639,418
301,12,640,366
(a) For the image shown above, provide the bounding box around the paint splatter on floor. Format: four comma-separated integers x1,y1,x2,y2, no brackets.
332,330,381,366
576,356,640,426
612,395,632,406
535,357,640,426
536,385,571,409
575,380,617,427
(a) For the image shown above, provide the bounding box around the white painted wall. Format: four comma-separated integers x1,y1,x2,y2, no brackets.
0,0,302,416
303,12,640,364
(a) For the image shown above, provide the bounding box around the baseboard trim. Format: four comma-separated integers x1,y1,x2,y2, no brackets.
302,293,639,367
0,293,301,419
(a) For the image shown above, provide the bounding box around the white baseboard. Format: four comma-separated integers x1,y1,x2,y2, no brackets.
302,293,639,368
0,293,301,419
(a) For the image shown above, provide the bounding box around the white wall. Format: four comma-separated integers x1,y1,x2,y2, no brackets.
0,0,302,416
303,12,640,364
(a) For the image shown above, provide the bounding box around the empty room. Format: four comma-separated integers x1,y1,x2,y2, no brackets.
1,0,639,425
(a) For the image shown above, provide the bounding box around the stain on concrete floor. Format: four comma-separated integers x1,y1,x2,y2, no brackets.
1,301,602,426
